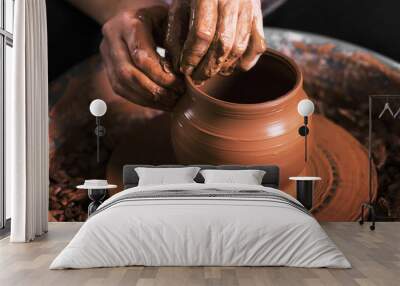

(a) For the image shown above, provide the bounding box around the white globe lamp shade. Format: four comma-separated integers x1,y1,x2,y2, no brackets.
297,99,315,117
90,99,107,117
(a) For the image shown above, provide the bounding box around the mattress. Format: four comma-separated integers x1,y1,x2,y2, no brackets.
50,183,351,269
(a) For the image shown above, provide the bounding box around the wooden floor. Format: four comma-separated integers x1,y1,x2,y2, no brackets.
0,222,399,286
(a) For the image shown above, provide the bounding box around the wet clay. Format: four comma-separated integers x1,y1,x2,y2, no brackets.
171,49,309,186
200,53,296,104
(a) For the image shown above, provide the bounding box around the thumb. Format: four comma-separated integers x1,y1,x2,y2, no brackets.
164,0,190,72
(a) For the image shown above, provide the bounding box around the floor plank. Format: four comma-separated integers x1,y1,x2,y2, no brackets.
0,222,399,286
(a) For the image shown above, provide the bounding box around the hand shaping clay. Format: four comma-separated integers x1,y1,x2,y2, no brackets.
165,0,266,82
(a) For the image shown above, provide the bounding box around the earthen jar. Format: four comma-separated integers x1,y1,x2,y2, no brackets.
171,49,311,186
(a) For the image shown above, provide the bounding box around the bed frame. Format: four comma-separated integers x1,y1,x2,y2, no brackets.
123,165,280,189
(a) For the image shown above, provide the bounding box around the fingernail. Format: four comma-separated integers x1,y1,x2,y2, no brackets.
219,69,231,76
160,58,175,75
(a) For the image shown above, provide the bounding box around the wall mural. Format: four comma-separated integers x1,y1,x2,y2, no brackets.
48,24,400,222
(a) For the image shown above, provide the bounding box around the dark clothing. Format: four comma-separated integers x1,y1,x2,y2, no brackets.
46,1,101,82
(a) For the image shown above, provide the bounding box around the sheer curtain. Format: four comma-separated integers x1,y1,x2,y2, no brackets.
7,0,49,242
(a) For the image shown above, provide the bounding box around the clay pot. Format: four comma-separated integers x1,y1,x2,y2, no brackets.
171,49,311,186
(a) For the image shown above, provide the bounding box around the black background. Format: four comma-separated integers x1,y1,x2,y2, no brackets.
47,0,400,81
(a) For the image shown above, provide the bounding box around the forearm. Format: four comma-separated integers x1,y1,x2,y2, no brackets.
66,0,170,24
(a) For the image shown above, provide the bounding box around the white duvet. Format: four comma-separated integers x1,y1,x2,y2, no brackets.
50,183,351,269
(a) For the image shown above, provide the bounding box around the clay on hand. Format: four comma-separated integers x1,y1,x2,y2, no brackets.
100,6,184,111
165,0,267,83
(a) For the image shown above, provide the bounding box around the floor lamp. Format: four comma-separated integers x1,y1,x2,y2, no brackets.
89,99,107,163
297,99,315,162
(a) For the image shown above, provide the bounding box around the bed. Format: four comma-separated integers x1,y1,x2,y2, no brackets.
50,165,350,269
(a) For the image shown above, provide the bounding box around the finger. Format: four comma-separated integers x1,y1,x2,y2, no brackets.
101,39,175,111
180,0,218,75
101,27,178,110
192,0,240,82
121,64,178,111
164,0,190,72
219,0,253,75
123,17,184,93
238,0,267,71
100,39,139,104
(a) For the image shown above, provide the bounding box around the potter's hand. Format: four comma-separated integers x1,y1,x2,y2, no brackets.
100,6,183,111
165,0,267,83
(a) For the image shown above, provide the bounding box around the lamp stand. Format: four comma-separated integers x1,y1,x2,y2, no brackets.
298,116,310,162
94,117,106,163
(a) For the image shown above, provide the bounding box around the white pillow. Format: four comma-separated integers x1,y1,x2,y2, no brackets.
135,167,201,186
200,169,266,185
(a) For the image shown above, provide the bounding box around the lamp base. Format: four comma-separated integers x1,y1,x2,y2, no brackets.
298,126,309,136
